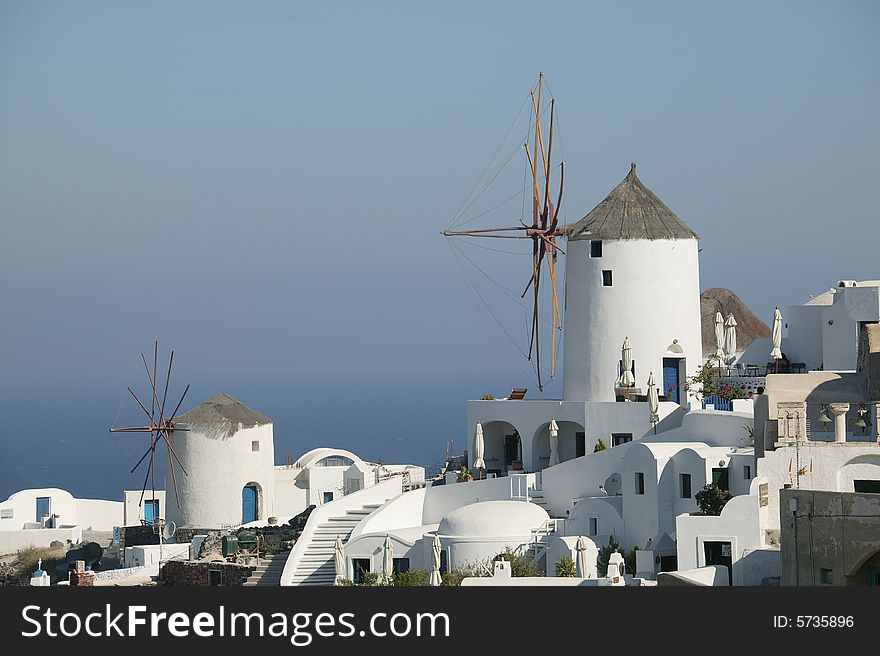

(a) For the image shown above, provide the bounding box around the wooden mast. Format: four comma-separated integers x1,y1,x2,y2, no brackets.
442,73,564,390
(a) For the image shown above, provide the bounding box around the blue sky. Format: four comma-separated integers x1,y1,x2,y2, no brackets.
1,0,878,399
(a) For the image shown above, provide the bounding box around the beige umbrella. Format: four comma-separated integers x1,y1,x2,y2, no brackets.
548,418,560,467
647,372,659,434
334,535,345,585
382,534,394,583
723,313,738,364
576,536,590,578
473,421,485,477
770,307,783,363
430,533,442,586
713,311,725,363
618,337,635,387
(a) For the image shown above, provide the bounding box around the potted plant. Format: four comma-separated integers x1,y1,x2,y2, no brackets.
457,466,474,482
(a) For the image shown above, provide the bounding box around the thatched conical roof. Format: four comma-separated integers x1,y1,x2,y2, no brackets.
565,163,698,241
176,392,271,439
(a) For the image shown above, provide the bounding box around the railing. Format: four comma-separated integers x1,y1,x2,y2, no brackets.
516,518,561,564
509,473,532,501
702,395,733,411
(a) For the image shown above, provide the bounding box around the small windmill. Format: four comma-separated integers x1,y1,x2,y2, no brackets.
110,342,190,517
443,73,564,390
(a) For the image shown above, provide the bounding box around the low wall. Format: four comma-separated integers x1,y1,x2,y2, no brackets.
161,560,252,586
0,527,82,556
93,563,158,581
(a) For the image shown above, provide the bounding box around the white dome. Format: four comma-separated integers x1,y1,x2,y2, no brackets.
438,500,550,537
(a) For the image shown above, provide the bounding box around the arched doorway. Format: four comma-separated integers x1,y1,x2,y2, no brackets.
478,421,522,476
532,421,586,469
242,483,261,524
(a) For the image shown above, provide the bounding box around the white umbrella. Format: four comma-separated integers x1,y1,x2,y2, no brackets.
647,372,659,433
770,307,783,362
576,536,590,578
723,313,738,364
430,534,442,586
473,421,485,476
548,418,560,467
334,535,345,585
713,311,725,363
382,534,394,583
618,337,635,387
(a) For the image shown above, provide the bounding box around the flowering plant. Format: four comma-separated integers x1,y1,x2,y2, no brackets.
685,360,751,401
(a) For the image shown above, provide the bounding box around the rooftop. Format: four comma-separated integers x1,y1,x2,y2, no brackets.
564,163,699,241
175,392,272,438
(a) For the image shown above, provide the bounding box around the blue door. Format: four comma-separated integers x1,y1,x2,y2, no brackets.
36,497,51,523
143,500,159,525
663,358,680,403
242,485,258,524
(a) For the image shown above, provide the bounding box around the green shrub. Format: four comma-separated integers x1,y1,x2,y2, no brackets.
695,483,732,516
593,438,607,453
555,555,576,577
481,394,495,400
493,547,544,577
441,562,488,586
391,569,431,586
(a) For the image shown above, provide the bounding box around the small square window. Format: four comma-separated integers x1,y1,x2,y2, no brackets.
635,472,645,495
251,440,260,452
744,465,751,479
590,240,603,257
323,491,334,504
612,433,632,447
602,270,613,286
820,568,833,584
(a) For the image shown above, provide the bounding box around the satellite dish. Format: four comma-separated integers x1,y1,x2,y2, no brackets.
163,519,177,541
604,473,622,496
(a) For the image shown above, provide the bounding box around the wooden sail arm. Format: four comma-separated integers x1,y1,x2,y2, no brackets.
442,226,526,235
542,99,555,224
550,161,564,232
523,142,540,223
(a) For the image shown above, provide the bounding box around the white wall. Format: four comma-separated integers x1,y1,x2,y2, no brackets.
759,444,880,532
166,422,276,529
675,480,766,585
273,467,309,517
122,490,166,527
0,527,82,556
124,543,189,567
0,488,122,532
562,238,702,402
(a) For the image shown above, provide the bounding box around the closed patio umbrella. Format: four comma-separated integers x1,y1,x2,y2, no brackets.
618,337,635,388
473,421,485,477
647,372,659,434
770,307,783,364
430,533,442,586
548,418,560,467
382,534,394,583
713,311,725,363
334,535,345,585
723,313,738,365
576,536,590,578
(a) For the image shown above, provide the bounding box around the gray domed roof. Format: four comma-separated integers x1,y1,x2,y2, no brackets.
565,163,698,241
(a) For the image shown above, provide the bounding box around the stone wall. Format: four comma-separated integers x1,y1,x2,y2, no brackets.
117,525,160,564
160,560,252,586
70,571,95,586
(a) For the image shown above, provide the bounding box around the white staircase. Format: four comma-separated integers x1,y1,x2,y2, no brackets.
243,551,289,587
288,503,383,586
